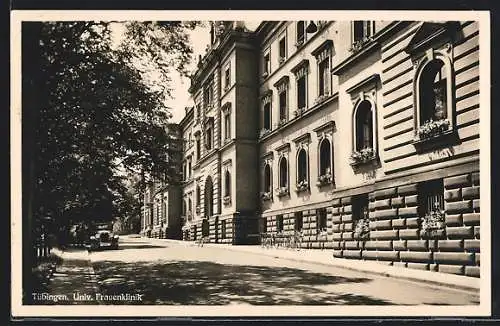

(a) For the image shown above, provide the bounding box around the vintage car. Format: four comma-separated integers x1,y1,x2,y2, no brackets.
88,223,119,251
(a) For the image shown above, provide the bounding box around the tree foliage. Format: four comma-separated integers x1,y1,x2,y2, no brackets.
23,21,199,227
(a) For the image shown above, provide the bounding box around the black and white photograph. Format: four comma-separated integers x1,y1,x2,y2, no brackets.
10,10,491,318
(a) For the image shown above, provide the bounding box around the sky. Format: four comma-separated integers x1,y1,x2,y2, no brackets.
166,21,261,123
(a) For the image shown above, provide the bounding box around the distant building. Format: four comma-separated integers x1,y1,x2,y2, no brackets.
142,20,481,277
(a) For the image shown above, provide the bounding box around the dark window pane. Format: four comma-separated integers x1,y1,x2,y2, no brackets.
298,77,306,109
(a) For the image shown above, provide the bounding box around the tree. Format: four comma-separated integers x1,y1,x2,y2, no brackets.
23,21,198,239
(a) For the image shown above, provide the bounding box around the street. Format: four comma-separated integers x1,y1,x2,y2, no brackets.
80,235,480,305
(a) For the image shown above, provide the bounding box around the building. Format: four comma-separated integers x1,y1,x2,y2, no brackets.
143,20,481,277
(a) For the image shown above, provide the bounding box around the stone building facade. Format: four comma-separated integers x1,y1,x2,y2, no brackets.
142,20,481,277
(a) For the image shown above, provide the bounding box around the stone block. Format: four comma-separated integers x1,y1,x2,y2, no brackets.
343,205,352,214
471,172,480,186
437,240,464,251
332,215,342,224
462,186,479,200
332,224,341,232
392,197,404,207
473,199,480,212
343,249,361,259
343,223,353,232
373,209,398,220
406,217,420,228
369,220,392,230
369,192,376,201
433,252,474,265
445,200,473,214
370,230,399,240
332,250,343,258
344,240,359,249
374,199,391,209
332,241,342,249
398,184,418,195
374,187,397,199
364,240,393,250
393,240,407,251
405,195,418,206
438,264,465,275
342,232,354,240
392,218,406,229
446,226,474,239
369,202,376,211
341,214,353,223
407,262,430,270
444,174,471,189
445,214,463,226
430,263,438,271
332,207,341,215
332,198,341,207
464,239,480,252
406,240,429,251
399,229,420,239
398,207,418,218
400,251,433,263
463,213,480,225
465,266,480,277
377,251,400,261
362,250,378,260
444,189,462,202
332,232,342,240
393,262,407,268
427,240,438,251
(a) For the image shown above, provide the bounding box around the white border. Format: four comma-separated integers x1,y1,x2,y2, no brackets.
11,10,491,318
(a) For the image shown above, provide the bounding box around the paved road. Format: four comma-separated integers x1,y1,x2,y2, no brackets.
86,235,479,305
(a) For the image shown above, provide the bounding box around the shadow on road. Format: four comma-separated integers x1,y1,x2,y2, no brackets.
92,260,392,305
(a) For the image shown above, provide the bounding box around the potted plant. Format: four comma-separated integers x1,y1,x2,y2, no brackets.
294,107,305,117
353,218,370,240
295,180,309,193
316,173,333,186
279,56,286,65
420,202,446,239
259,128,271,138
276,187,289,197
349,37,371,53
350,147,376,165
260,191,272,201
276,118,287,128
314,93,330,106
223,196,231,205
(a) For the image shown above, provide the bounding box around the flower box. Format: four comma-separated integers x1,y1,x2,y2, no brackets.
261,71,269,78
350,147,377,166
195,206,201,214
276,187,289,197
316,173,333,187
275,118,288,128
313,94,331,106
416,118,450,140
279,56,286,65
349,37,371,53
260,191,272,201
293,108,305,117
295,180,310,193
419,209,446,239
259,128,271,138
223,196,231,205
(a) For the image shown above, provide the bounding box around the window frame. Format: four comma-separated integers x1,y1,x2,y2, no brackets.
294,211,303,232
296,147,309,184
352,97,378,155
264,163,272,193
278,156,289,189
318,58,331,97
278,32,287,64
297,74,307,111
276,214,284,233
352,20,375,43
316,208,327,232
296,21,306,46
318,137,333,178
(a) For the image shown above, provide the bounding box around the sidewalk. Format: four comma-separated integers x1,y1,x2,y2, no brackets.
144,236,480,293
37,247,100,305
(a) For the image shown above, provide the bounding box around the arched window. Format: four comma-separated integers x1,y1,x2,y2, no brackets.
196,186,201,206
354,100,374,151
264,163,272,192
224,170,231,197
279,157,288,188
204,176,214,217
297,149,308,183
188,198,192,215
319,138,332,176
419,59,448,124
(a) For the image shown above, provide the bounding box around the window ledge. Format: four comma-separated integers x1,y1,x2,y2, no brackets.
412,129,458,153
349,155,379,169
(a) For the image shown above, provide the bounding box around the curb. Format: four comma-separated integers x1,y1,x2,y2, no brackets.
136,236,480,293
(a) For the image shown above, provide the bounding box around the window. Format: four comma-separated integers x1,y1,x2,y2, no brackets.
294,211,303,231
354,100,374,151
297,75,307,110
279,35,287,63
259,218,268,233
196,186,201,207
279,157,288,188
203,83,213,110
319,59,330,96
316,208,327,231
296,21,305,46
188,198,192,216
418,179,444,217
196,138,201,159
263,102,271,130
264,163,272,193
224,113,231,140
188,160,192,178
276,215,284,233
183,164,186,181
353,21,373,43
279,91,287,121
319,138,332,177
297,148,308,183
353,194,369,221
221,220,226,239
205,127,212,150
418,59,448,125
263,52,271,76
224,170,231,197
224,65,231,90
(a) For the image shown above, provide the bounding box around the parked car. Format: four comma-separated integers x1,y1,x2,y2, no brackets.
88,223,119,251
